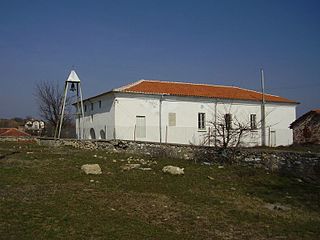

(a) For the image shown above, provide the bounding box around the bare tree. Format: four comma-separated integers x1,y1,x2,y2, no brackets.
34,81,72,137
204,113,254,148
203,107,277,149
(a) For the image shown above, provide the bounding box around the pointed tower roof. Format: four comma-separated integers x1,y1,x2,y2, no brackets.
66,70,81,83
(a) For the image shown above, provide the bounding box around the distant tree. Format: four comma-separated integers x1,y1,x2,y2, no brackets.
34,81,72,137
12,117,24,123
0,118,20,128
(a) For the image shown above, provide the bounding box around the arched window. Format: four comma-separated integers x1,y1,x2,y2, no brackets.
100,130,106,139
90,128,96,139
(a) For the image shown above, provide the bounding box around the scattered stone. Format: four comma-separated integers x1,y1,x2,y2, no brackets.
244,157,261,162
38,138,320,183
230,187,236,191
139,167,152,171
81,164,102,175
162,165,184,175
121,163,141,171
203,162,212,166
90,179,95,183
26,152,33,154
112,159,117,163
264,203,291,211
207,176,215,180
93,154,97,158
183,154,190,160
296,178,303,183
218,166,224,169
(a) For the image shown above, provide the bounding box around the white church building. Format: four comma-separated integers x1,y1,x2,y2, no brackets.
76,79,298,146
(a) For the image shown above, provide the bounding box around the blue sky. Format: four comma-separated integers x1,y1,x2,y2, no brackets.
0,0,319,118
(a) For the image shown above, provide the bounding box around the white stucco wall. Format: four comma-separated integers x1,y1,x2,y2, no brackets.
114,93,160,142
76,93,115,140
78,92,296,146
264,104,296,146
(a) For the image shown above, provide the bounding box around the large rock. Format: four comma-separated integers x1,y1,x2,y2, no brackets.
162,165,184,175
81,164,102,175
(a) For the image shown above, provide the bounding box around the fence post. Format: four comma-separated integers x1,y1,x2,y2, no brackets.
165,125,168,143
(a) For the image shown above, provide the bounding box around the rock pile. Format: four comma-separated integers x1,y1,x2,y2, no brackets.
120,156,157,171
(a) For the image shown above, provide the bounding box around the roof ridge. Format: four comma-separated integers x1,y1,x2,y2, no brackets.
231,85,285,99
139,79,236,89
113,79,145,91
127,79,285,99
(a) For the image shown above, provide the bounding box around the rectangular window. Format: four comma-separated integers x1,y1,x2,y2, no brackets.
250,114,257,129
198,113,206,130
225,114,232,130
168,113,176,126
99,100,102,108
135,116,146,138
91,103,94,111
84,105,87,112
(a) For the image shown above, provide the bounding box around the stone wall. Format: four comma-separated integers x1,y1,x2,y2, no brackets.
38,138,320,183
0,136,37,143
292,113,320,144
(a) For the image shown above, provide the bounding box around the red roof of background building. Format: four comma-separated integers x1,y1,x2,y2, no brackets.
115,80,297,104
313,109,320,114
0,128,31,137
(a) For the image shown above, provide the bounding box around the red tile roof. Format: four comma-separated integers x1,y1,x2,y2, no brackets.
0,128,30,137
114,80,297,104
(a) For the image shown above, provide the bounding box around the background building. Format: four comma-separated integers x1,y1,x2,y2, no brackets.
290,109,320,144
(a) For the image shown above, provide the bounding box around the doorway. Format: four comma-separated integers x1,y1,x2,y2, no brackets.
135,116,146,139
270,130,276,147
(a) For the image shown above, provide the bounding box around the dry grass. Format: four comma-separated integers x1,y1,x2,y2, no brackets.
0,141,319,239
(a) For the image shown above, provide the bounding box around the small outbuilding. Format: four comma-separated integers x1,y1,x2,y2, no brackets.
290,109,320,144
0,128,31,137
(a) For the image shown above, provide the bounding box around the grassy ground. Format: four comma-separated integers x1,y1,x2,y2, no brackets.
0,141,319,240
